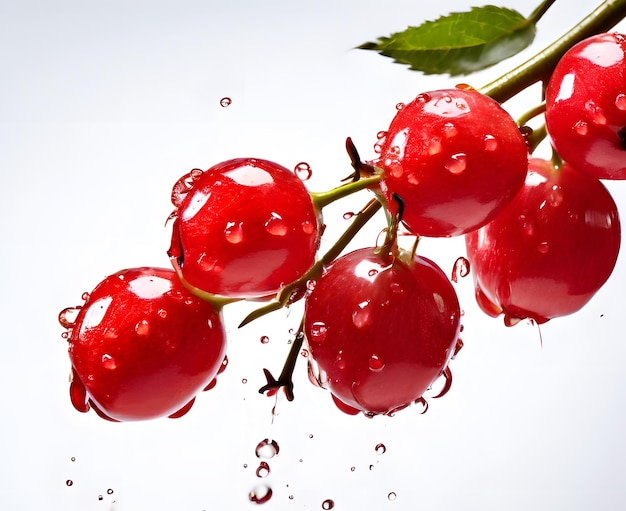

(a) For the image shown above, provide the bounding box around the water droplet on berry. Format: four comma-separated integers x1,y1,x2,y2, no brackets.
451,256,470,282
219,97,232,107
352,300,372,329
255,438,279,458
249,485,272,504
256,461,270,478
416,92,431,102
368,354,385,372
294,162,312,180
66,480,73,487
134,319,150,336
265,213,288,236
445,153,467,174
573,120,589,136
308,321,328,342
377,130,387,140
519,215,535,236
58,307,81,328
427,137,442,156
225,221,244,244
549,185,564,207
395,102,405,111
375,443,386,454
301,220,315,234
615,93,626,111
483,134,498,151
537,241,550,254
368,268,378,277
335,353,347,370
443,122,458,138
322,499,335,509
388,492,397,501
197,254,223,273
81,291,90,301
585,100,607,125
102,354,117,370
157,308,168,318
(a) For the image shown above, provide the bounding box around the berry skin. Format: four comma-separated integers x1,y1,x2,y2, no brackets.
304,247,461,416
545,33,626,180
465,158,621,325
168,158,321,299
377,88,528,237
60,267,227,421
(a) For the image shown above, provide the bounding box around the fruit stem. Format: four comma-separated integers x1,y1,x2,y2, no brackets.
311,174,381,210
528,124,548,154
481,0,626,103
258,320,305,401
238,198,382,327
516,101,546,126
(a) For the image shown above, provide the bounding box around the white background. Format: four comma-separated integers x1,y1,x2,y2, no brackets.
2,0,626,509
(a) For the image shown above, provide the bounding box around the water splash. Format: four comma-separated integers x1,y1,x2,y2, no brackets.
451,257,470,283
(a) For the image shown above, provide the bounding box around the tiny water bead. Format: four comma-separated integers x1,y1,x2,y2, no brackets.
249,485,272,505
322,499,335,509
101,354,117,370
224,221,244,244
368,354,385,372
58,307,81,328
483,134,498,151
260,335,270,344
256,461,270,478
66,480,73,487
308,321,328,342
388,492,397,501
445,153,467,174
265,213,289,236
219,97,232,107
615,93,626,111
451,256,470,283
107,489,114,495
255,439,280,459
294,162,312,181
375,443,387,455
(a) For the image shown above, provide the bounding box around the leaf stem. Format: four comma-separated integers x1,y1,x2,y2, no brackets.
527,0,559,25
481,0,626,103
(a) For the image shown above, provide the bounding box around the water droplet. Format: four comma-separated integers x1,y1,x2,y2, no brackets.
107,489,114,495
256,461,270,478
58,307,81,328
294,161,312,180
483,134,498,151
260,335,270,344
369,464,375,470
219,97,232,107
585,100,607,125
427,137,442,156
343,211,355,220
390,282,403,294
66,480,73,487
102,354,117,370
451,256,470,283
615,93,626,111
395,102,405,111
350,466,356,472
135,319,150,335
537,241,550,254
368,354,385,372
170,168,203,208
301,349,309,357
70,457,76,462
335,353,347,370
388,492,397,501
549,185,564,207
98,495,103,501
158,308,168,318
519,215,535,237
455,83,474,91
249,485,272,504
81,291,90,301
416,92,431,102
265,213,288,236
242,378,247,384
224,221,244,244
445,153,467,174
301,220,315,234
573,120,589,136
289,495,294,500
375,443,386,455
255,439,279,459
377,130,387,140
197,253,223,273
443,122,458,138
352,300,372,329
322,499,335,510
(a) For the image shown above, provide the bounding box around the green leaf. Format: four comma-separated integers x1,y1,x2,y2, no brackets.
358,5,537,76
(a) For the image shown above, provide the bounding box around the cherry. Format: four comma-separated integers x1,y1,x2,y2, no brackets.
545,33,626,180
168,158,321,299
465,158,621,325
377,88,528,237
304,247,461,416
59,267,227,421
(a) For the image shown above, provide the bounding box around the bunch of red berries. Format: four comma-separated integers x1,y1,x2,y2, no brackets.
59,32,625,421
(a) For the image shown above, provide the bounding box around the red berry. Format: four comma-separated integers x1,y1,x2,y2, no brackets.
465,158,621,325
377,88,528,237
545,33,626,179
60,267,227,421
168,158,321,298
304,247,461,416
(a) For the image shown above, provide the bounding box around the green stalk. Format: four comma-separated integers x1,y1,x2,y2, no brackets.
528,0,559,24
481,0,626,103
